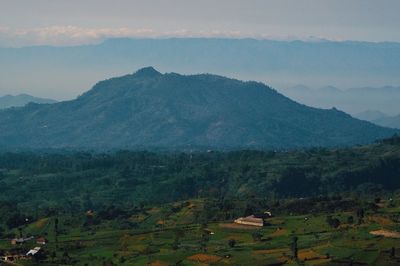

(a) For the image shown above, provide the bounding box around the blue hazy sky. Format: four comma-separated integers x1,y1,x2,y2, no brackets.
1,0,400,46
1,0,400,100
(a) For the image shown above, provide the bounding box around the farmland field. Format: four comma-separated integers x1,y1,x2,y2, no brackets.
2,197,400,265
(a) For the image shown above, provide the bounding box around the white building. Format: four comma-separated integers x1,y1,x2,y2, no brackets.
234,215,264,227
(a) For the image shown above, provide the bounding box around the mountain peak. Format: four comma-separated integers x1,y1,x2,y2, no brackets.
133,67,162,78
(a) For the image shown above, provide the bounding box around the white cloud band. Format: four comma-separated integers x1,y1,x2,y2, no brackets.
0,25,328,47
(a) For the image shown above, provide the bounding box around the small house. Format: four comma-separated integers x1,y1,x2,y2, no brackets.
10,236,34,245
26,247,41,256
234,215,264,227
264,211,272,217
36,237,48,245
203,229,215,235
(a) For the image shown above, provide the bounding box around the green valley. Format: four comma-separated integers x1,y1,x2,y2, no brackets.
0,137,400,265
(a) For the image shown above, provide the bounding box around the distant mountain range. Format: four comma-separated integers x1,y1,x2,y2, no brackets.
1,38,400,99
354,110,390,122
0,94,56,109
278,85,400,116
0,67,396,150
278,85,400,129
374,115,400,129
354,110,400,129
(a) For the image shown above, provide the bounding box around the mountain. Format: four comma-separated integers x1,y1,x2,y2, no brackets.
0,67,397,150
354,110,390,122
373,114,400,129
0,93,56,109
353,110,400,129
1,38,400,99
278,85,400,115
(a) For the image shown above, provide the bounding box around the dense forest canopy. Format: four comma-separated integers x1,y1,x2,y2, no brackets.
0,136,399,227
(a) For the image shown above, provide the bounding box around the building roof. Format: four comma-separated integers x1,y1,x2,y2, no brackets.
26,247,41,256
234,215,264,225
11,236,34,243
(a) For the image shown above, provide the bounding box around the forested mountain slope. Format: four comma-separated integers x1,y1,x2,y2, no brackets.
0,67,396,149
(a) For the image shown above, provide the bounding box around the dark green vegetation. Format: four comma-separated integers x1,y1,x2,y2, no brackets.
0,137,400,265
0,68,397,149
0,136,399,215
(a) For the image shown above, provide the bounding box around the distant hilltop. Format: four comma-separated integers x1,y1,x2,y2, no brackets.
0,94,57,109
278,85,400,116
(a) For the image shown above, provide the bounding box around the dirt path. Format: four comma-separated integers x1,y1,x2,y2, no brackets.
219,223,260,230
370,229,400,238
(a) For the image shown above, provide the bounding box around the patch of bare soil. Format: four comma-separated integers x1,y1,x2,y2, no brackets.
370,229,400,238
148,261,168,266
219,223,260,230
187,253,222,263
253,248,289,255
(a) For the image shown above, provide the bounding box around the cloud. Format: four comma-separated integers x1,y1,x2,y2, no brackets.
0,26,157,46
0,25,330,47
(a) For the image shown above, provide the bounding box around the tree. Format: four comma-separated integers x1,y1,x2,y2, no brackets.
347,216,354,224
228,239,236,248
200,232,210,252
251,231,263,242
171,238,179,250
62,250,70,264
291,236,298,259
172,229,185,250
119,234,131,252
326,216,341,228
388,199,395,208
6,213,29,229
50,251,57,263
356,208,365,224
54,217,59,249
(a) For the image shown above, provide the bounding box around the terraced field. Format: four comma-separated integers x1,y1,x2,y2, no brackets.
2,198,400,265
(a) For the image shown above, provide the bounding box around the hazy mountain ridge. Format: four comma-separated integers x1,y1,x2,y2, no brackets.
279,85,400,129
373,114,400,129
0,67,396,150
354,110,390,122
353,110,400,129
1,38,400,99
0,93,56,109
279,85,400,116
